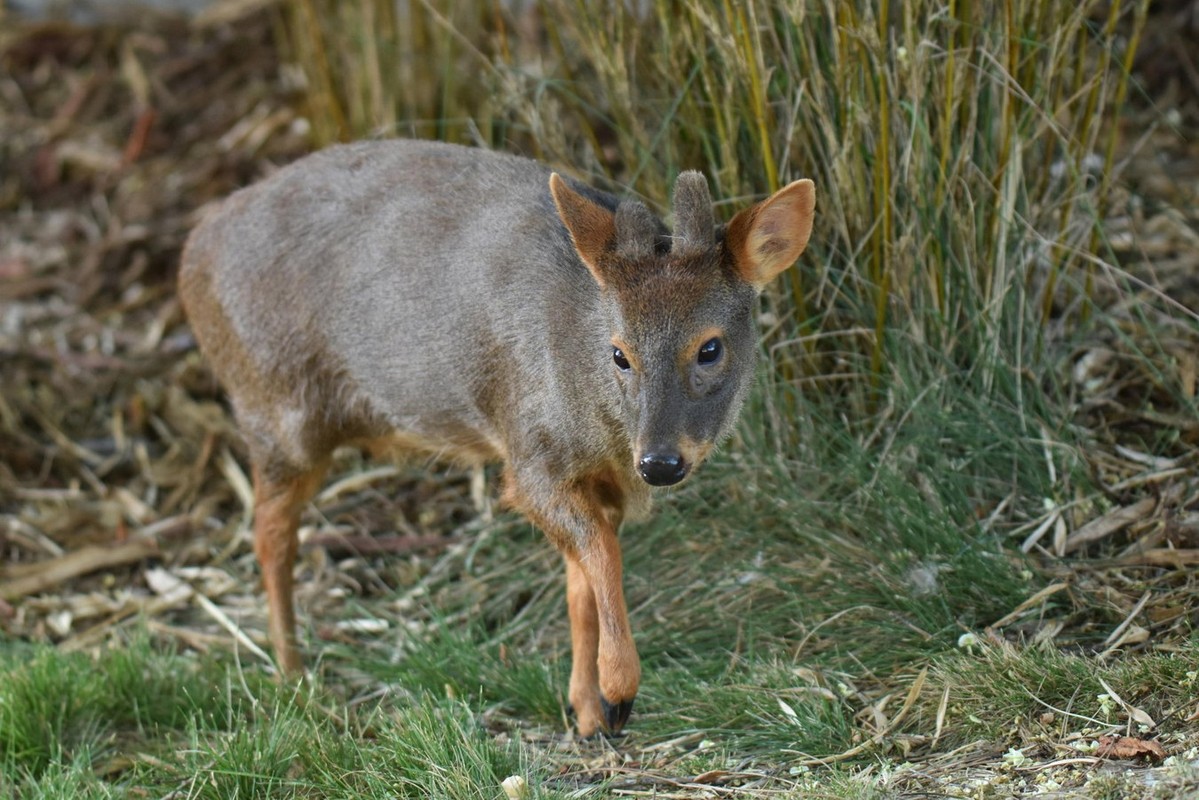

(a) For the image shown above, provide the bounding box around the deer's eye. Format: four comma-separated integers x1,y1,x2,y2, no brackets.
613,347,631,371
697,338,723,365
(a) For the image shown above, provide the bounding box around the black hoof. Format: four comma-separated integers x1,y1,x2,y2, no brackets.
600,695,635,733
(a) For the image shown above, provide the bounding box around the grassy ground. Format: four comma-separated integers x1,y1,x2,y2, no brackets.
2,0,1199,797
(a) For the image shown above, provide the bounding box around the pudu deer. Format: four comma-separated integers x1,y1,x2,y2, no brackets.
178,139,815,736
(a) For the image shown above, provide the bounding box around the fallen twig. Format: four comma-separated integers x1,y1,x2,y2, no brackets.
1063,498,1157,553
0,538,158,601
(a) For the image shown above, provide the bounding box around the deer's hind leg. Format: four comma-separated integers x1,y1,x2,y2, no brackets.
250,458,329,675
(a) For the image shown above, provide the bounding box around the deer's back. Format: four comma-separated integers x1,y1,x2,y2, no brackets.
180,140,625,473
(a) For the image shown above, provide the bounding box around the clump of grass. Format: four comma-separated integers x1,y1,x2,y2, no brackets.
181,713,314,800
367,619,564,724
376,700,535,798
283,0,519,147
0,636,233,779
925,639,1199,744
640,658,860,756
176,696,554,799
3,751,118,800
0,637,560,799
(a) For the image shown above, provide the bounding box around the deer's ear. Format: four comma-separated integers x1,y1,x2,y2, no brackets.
550,173,617,288
724,179,815,289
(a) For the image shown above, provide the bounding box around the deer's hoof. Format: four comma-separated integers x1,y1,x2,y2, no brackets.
600,695,634,733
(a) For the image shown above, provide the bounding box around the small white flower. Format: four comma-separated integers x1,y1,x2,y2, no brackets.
1096,693,1116,718
957,632,979,651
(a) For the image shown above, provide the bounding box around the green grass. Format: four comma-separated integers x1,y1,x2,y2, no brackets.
3,566,1194,796
361,618,564,724
0,637,563,798
929,642,1199,742
0,636,232,779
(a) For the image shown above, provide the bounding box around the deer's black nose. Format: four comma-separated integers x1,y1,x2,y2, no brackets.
639,453,687,486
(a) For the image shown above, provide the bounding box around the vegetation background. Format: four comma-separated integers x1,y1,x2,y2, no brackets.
1,0,1197,796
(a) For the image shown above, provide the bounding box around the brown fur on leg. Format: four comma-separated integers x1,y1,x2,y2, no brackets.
251,463,327,676
575,522,639,720
565,556,602,736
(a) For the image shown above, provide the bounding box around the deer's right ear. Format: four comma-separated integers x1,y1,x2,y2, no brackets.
550,173,616,288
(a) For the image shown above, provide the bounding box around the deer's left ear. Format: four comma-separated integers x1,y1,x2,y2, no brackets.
724,179,816,289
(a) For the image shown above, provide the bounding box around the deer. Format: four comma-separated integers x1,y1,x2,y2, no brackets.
178,138,815,737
